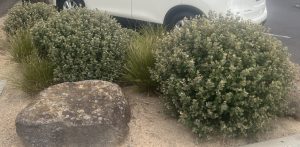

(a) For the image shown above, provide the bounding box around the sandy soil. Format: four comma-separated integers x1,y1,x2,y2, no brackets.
0,17,31,147
0,16,300,147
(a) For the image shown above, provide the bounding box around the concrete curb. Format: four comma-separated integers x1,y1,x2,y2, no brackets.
241,134,300,147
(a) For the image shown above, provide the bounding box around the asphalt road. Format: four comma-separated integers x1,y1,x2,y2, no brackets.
0,0,19,17
266,0,300,64
0,0,299,63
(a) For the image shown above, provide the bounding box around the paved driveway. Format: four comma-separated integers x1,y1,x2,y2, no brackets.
0,0,19,17
266,0,300,64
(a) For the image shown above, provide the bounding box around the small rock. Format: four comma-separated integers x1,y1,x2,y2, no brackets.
289,99,300,120
16,80,130,147
0,80,6,96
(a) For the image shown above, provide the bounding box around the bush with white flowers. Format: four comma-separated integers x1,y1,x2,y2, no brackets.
151,13,295,137
32,8,131,82
4,2,57,35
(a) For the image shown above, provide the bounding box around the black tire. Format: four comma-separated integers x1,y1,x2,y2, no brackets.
22,0,48,4
57,0,85,10
166,11,197,30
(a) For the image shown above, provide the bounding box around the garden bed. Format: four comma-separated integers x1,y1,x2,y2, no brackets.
1,14,300,146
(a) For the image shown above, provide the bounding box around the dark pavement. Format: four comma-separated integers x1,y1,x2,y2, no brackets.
0,0,19,17
266,0,300,64
0,0,300,63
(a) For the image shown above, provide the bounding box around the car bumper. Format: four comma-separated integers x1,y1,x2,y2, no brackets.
229,0,268,24
250,7,268,24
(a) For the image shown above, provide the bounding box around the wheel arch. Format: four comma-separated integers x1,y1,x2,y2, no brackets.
163,5,204,25
56,0,85,7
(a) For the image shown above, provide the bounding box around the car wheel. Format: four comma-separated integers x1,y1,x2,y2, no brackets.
167,12,197,30
58,0,84,10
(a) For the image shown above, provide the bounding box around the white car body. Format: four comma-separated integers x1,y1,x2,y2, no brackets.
52,0,267,24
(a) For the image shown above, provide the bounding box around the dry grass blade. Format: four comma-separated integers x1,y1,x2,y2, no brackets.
8,29,35,63
18,55,54,95
123,25,165,91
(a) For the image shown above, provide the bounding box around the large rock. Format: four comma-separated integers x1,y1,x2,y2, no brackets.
16,80,130,147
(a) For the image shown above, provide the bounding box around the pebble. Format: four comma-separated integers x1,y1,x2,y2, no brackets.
0,80,6,96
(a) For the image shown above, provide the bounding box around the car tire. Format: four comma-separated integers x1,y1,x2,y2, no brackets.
166,11,197,30
57,0,85,10
22,0,50,4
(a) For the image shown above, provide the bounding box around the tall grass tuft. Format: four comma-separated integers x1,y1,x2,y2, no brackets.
123,25,165,91
8,29,54,95
19,54,54,95
9,29,35,63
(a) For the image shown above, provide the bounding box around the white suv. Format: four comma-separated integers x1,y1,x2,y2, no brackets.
50,0,267,28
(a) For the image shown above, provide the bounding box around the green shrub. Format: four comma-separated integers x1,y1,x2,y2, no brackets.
4,2,57,35
151,13,295,137
32,8,131,82
123,25,165,90
8,29,35,63
19,54,54,95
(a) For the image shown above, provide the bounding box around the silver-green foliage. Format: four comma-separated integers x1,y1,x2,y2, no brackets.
151,13,295,137
32,8,131,82
4,3,57,35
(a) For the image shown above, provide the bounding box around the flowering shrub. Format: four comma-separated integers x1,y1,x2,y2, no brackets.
151,13,295,137
4,3,57,35
32,8,131,82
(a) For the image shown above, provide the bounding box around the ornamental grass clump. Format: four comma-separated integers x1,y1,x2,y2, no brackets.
123,25,165,91
151,13,295,137
4,2,57,35
8,29,35,63
7,29,54,95
32,8,131,82
19,55,54,95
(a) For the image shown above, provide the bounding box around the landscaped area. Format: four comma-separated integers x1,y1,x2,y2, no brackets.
0,2,300,147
